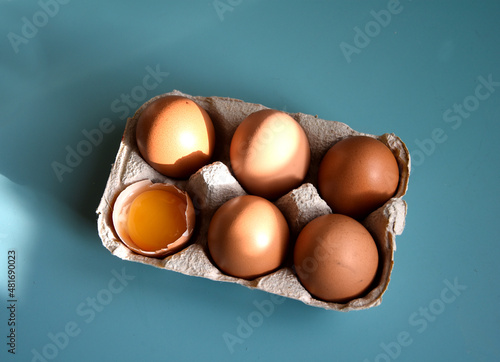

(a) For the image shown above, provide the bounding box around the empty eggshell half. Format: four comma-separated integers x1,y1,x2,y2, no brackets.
96,90,411,311
111,179,195,258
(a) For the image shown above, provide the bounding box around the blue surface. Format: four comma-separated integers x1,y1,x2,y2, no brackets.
1,1,499,361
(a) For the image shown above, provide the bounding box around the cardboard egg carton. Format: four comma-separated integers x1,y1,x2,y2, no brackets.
96,90,410,311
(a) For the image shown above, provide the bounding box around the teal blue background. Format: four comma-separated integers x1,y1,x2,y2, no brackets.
1,1,499,361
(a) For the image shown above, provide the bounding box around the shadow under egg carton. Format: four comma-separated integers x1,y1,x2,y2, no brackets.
96,90,411,311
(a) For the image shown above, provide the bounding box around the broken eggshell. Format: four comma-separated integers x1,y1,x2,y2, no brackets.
96,90,411,311
111,179,195,258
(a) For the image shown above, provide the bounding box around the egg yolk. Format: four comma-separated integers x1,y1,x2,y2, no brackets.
127,189,187,251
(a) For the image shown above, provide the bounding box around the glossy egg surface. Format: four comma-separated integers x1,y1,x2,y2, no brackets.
208,195,290,279
136,95,216,178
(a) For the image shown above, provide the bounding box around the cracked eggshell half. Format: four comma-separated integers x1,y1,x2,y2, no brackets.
112,179,195,258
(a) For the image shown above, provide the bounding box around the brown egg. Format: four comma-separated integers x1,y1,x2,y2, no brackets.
229,109,310,200
136,96,216,178
112,180,195,258
318,135,399,219
294,214,379,303
207,195,290,279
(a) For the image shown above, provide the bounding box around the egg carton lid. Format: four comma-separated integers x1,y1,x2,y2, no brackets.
96,90,411,311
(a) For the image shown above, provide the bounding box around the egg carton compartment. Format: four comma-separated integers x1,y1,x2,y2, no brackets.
96,90,410,311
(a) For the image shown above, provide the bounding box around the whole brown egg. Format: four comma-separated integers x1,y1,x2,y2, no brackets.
230,109,310,200
318,135,399,219
207,195,290,279
293,214,379,303
135,96,216,178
